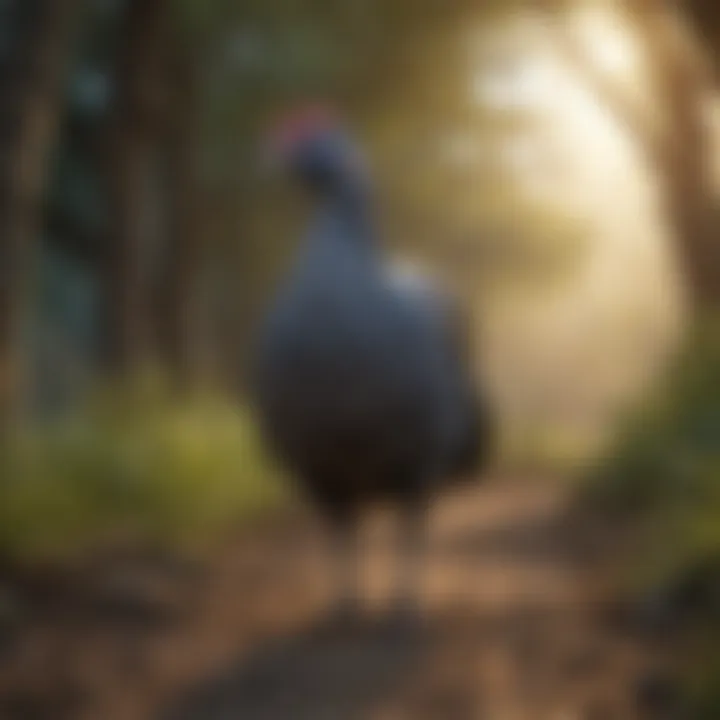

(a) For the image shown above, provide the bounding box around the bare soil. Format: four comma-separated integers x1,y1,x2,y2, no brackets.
0,477,672,719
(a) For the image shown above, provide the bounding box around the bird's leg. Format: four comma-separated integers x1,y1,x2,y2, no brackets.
327,509,361,625
394,497,428,625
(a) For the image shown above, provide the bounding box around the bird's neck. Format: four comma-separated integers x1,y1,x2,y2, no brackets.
317,180,376,249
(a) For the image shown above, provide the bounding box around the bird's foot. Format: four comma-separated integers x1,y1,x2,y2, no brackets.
330,596,362,625
388,596,424,635
314,597,364,638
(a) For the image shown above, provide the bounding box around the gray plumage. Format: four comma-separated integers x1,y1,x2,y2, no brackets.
251,110,491,619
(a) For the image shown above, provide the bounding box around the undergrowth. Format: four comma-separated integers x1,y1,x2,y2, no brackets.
0,375,288,565
583,318,720,716
586,320,719,585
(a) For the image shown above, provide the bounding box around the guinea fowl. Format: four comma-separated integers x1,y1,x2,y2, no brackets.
252,105,492,623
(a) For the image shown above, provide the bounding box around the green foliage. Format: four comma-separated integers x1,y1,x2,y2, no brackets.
683,647,720,719
580,320,720,713
581,319,719,598
586,321,719,524
0,376,288,564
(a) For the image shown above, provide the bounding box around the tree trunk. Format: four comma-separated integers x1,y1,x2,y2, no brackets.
0,0,84,430
542,0,720,310
634,1,720,308
682,0,720,81
102,0,170,376
157,34,202,390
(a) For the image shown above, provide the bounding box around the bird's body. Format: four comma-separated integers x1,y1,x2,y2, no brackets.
255,206,453,518
251,106,492,621
383,259,492,483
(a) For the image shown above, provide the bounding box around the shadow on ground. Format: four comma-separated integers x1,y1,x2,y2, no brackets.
162,614,431,720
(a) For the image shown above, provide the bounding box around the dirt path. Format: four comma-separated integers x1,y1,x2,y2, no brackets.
0,477,668,719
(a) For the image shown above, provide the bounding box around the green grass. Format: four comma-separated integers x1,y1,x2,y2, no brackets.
0,375,289,565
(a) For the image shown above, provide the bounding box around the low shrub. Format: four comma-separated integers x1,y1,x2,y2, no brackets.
582,319,720,714
0,375,288,564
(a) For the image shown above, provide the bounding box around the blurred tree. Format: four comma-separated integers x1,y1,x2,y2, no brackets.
44,0,207,387
29,0,593,403
0,0,85,429
102,0,171,375
682,0,720,79
541,0,720,308
156,16,203,388
638,1,719,308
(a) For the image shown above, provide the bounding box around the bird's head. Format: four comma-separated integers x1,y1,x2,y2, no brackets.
263,102,369,197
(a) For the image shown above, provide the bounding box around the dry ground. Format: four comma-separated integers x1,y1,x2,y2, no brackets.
0,476,672,719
